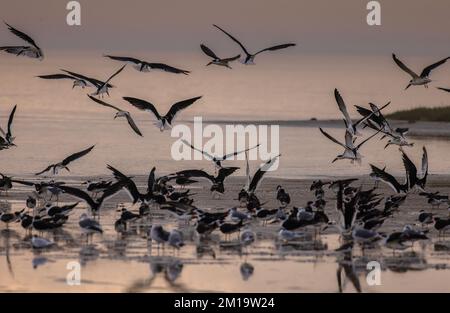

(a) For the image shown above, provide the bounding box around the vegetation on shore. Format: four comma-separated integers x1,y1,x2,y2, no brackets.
386,106,450,122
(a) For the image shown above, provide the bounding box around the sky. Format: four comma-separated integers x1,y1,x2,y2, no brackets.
1,0,450,55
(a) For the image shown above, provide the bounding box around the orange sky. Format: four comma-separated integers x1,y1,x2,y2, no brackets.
1,0,449,55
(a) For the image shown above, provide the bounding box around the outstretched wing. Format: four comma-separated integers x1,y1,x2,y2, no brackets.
37,74,77,80
174,169,215,183
181,139,215,160
369,164,402,193
221,143,260,160
216,167,239,183
421,146,428,180
165,96,202,124
103,65,126,85
355,130,381,150
87,95,121,111
146,63,190,75
421,57,450,77
437,87,450,93
106,164,141,203
147,167,156,193
248,154,280,193
401,151,417,189
122,97,161,120
319,128,346,148
334,89,352,126
200,44,219,59
222,54,241,62
61,70,113,88
392,54,418,78
124,114,143,137
62,145,95,166
254,43,296,55
58,185,97,209
5,22,39,49
34,164,54,176
103,55,141,65
6,105,16,140
213,24,250,56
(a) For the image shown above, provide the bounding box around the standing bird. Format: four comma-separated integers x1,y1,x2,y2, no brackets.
35,145,95,175
87,95,142,136
181,139,259,169
276,185,291,208
0,105,17,149
200,44,240,69
79,213,103,234
392,54,450,89
0,22,43,60
91,65,126,97
319,128,379,164
213,24,295,65
104,55,190,75
39,70,115,91
122,96,202,132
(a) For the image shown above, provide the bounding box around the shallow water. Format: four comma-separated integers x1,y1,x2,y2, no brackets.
2,177,450,293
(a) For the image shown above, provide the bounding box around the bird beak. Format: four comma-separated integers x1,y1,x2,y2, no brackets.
331,158,338,163
405,84,411,90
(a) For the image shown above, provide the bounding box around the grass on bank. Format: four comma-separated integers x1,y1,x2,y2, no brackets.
386,106,450,122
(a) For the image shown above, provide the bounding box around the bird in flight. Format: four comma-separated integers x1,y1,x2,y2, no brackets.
392,54,450,89
35,145,95,175
0,105,17,150
200,44,240,69
122,96,202,132
213,24,295,65
369,164,409,194
402,147,428,192
172,167,239,194
91,65,126,97
0,22,43,60
104,55,190,75
181,139,260,169
87,95,142,137
38,70,115,91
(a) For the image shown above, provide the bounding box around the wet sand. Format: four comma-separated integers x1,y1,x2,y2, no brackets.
1,175,450,292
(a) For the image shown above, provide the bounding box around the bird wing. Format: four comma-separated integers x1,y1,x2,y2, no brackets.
58,185,97,209
334,89,352,126
5,22,39,49
254,43,296,55
106,164,141,203
216,167,239,183
6,105,16,140
87,94,121,111
61,70,113,88
369,164,402,193
34,164,54,176
165,96,202,124
181,139,214,160
402,151,417,188
420,57,450,77
11,179,35,186
392,54,419,78
102,65,126,85
175,169,215,183
62,145,95,166
213,24,251,56
103,55,141,65
146,63,190,75
222,54,241,62
221,143,260,160
125,113,143,137
421,146,428,180
437,87,450,93
319,128,346,149
200,44,219,59
356,130,381,150
147,167,156,193
249,154,280,193
122,97,161,120
37,74,77,80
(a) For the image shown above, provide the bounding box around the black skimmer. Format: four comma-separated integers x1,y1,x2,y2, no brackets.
39,70,115,91
213,24,295,65
0,22,43,60
218,219,244,239
122,95,202,132
79,213,103,234
255,207,278,225
276,185,290,207
0,209,23,228
419,192,448,209
0,173,13,196
104,55,190,75
369,164,409,194
35,145,95,175
195,219,220,236
319,128,379,164
83,180,113,198
31,236,54,249
392,54,450,89
92,65,126,97
150,225,170,245
173,167,239,194
0,105,17,149
87,95,143,136
182,139,259,169
46,202,79,217
418,210,433,226
402,147,428,191
200,44,240,69
434,217,450,237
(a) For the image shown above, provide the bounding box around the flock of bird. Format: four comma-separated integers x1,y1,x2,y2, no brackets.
1,21,450,267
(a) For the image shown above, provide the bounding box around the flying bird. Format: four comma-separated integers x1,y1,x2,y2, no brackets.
319,128,379,164
200,44,240,69
91,65,126,97
213,24,295,65
402,147,428,191
87,95,142,136
181,139,260,169
173,167,239,194
392,54,450,89
122,96,202,131
0,104,17,149
0,22,43,60
104,55,190,75
38,70,114,90
35,145,95,175
369,164,409,194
